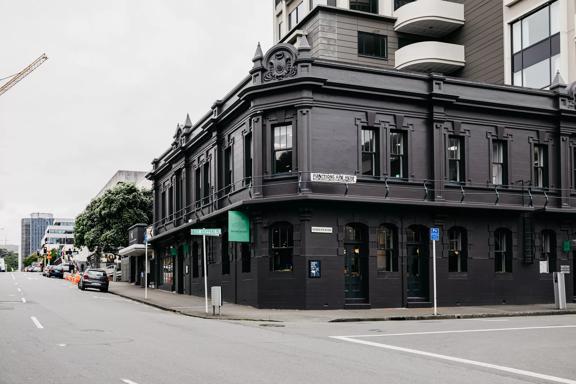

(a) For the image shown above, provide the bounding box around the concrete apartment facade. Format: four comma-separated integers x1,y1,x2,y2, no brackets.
146,0,576,309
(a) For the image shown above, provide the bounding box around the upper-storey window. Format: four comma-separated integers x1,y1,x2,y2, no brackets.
394,0,416,10
533,144,548,188
358,32,387,59
492,140,507,186
448,136,465,183
361,128,378,177
511,1,560,89
350,0,378,13
390,130,407,179
288,2,305,30
224,145,233,194
273,124,293,174
244,132,252,184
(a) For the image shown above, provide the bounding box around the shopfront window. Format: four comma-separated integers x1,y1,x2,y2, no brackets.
270,223,293,272
377,224,398,272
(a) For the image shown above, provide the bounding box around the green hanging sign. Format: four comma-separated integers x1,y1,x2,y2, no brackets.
562,240,571,253
170,246,178,257
228,211,250,243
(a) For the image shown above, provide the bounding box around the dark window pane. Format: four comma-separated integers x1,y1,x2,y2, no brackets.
394,0,416,10
358,32,387,58
350,0,378,13
273,125,293,174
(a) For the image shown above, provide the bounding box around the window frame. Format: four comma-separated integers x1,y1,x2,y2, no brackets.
541,230,556,273
390,130,408,179
244,132,253,184
377,224,398,272
270,222,294,272
358,32,388,59
272,123,294,175
361,128,379,177
448,227,467,273
532,144,548,188
494,228,513,273
223,143,233,195
447,135,465,184
491,139,508,186
350,0,379,14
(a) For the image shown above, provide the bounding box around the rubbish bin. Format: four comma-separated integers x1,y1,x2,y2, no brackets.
553,272,567,310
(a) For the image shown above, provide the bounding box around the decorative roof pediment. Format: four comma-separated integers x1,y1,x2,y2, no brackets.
263,44,298,82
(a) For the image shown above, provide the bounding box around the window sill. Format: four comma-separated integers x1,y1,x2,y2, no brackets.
495,272,514,280
358,54,388,61
376,271,400,278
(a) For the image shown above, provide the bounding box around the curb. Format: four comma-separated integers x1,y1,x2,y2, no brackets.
109,290,576,323
108,290,281,323
329,310,576,322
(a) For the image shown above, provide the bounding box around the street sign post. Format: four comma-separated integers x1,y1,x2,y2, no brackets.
430,227,440,316
144,226,153,300
191,228,222,313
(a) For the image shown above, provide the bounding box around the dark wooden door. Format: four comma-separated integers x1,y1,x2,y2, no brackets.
344,244,368,302
407,242,429,299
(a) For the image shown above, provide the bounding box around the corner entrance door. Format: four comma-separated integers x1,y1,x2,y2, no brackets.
406,225,429,300
344,223,369,304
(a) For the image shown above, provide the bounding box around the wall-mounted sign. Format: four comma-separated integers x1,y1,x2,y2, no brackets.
228,211,250,242
562,240,571,253
539,260,549,274
311,173,357,184
309,260,321,278
191,228,221,237
560,265,570,274
311,226,333,234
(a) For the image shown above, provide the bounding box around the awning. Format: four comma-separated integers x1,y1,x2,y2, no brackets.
118,244,148,257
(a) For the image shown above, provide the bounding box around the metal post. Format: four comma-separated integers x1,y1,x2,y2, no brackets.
433,239,437,316
144,239,148,300
203,234,208,313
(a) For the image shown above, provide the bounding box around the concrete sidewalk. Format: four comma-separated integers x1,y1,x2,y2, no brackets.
109,282,576,323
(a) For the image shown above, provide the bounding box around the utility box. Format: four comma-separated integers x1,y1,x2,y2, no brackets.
553,272,567,310
211,286,222,315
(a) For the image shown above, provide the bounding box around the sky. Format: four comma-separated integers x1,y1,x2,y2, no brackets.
0,0,273,248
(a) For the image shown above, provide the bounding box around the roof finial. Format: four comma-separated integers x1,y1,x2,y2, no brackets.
253,42,263,63
184,113,192,128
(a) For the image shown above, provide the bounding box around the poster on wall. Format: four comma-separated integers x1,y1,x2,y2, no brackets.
309,260,321,278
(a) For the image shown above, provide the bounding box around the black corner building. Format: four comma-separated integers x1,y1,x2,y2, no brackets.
147,3,576,309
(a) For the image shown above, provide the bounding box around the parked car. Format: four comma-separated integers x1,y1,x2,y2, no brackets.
32,266,42,272
42,266,50,276
78,269,109,292
47,265,64,279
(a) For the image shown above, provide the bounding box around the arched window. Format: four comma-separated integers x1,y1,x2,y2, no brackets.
270,223,294,272
448,227,467,273
377,224,398,272
345,223,368,242
495,228,513,273
541,230,557,273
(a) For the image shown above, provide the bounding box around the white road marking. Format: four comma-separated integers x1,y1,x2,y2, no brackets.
121,379,139,384
10,273,16,280
30,316,44,329
17,288,21,293
21,297,26,303
57,344,66,347
332,336,576,384
335,325,576,339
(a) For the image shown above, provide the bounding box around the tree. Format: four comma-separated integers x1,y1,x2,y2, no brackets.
75,182,152,254
1,251,18,271
23,253,41,267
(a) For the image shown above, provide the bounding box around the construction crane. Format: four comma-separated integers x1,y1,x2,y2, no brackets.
0,53,48,97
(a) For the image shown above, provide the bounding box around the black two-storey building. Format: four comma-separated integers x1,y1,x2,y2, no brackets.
147,34,576,309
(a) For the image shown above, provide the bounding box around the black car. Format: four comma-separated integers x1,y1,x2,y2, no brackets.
78,269,109,292
47,265,64,279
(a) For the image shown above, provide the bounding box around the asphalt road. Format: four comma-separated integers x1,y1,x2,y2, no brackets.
1,272,576,384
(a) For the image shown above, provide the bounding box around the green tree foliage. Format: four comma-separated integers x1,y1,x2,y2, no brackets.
75,182,152,254
1,249,18,271
23,253,41,267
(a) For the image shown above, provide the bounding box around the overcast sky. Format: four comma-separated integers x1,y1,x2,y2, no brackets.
0,0,273,247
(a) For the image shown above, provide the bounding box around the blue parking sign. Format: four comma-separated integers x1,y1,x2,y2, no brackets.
430,227,440,241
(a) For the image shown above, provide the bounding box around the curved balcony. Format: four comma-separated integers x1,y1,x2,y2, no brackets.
395,41,465,73
394,0,464,37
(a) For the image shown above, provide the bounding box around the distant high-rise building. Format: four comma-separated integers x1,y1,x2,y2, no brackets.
21,213,54,257
20,218,31,258
95,170,151,199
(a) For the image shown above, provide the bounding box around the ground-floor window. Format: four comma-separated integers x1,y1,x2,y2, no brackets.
377,224,398,272
495,228,512,273
270,222,293,272
192,242,199,278
161,252,173,287
448,227,467,273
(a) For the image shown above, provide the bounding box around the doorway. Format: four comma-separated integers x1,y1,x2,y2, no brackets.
176,245,184,294
406,225,429,300
344,223,369,304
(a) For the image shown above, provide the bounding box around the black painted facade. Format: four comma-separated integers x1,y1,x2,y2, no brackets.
147,39,576,309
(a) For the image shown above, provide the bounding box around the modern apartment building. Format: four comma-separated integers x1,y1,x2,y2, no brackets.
95,170,151,199
146,0,576,309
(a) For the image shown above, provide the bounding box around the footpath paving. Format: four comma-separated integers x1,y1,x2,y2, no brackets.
109,282,576,323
